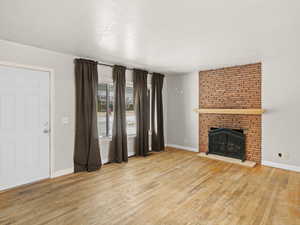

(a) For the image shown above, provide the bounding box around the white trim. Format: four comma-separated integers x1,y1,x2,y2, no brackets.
52,168,74,178
0,176,49,192
99,135,136,142
198,152,256,167
166,144,198,152
0,61,55,179
262,161,300,172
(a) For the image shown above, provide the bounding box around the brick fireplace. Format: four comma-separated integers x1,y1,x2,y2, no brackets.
199,63,261,164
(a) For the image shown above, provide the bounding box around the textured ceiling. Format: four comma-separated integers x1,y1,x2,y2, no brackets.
0,0,299,74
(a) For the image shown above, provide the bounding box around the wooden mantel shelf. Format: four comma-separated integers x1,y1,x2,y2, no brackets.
193,108,265,115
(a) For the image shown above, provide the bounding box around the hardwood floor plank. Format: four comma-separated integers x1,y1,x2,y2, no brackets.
0,148,299,225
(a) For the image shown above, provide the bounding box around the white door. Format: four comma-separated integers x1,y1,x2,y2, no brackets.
0,65,50,191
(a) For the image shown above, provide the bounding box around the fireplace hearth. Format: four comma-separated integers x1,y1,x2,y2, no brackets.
207,128,246,161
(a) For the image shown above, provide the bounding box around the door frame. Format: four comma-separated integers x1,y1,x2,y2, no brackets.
0,61,55,178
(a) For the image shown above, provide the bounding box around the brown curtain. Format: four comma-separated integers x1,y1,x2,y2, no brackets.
109,65,128,163
74,58,102,172
133,69,149,156
151,73,165,151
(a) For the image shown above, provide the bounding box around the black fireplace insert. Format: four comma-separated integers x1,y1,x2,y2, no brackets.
207,127,246,161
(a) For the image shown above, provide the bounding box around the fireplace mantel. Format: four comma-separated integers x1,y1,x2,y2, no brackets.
193,108,265,115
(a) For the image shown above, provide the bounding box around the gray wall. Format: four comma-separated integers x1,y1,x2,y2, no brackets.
0,39,75,173
165,72,198,151
262,55,300,169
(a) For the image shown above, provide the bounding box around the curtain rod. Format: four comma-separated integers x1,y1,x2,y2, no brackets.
97,62,154,75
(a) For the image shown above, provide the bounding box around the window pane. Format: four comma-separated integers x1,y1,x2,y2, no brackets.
97,84,107,137
125,86,136,135
97,84,136,137
108,84,114,136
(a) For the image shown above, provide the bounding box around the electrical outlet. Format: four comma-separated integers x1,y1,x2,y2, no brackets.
283,152,289,160
276,152,289,160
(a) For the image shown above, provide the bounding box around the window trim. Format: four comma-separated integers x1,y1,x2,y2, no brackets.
99,135,137,142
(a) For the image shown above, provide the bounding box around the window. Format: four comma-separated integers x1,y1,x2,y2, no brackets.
125,85,135,136
97,83,114,137
97,83,136,137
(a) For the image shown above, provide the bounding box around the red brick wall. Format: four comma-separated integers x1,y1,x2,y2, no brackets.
199,63,261,163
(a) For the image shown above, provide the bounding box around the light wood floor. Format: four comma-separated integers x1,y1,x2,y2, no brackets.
0,148,299,225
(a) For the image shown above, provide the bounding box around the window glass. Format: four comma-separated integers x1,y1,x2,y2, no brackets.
108,84,114,136
97,83,136,137
125,86,136,136
97,84,108,137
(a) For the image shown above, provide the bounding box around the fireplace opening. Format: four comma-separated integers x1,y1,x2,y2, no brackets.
207,127,246,161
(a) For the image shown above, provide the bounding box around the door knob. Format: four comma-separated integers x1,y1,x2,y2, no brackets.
43,122,49,134
43,129,49,134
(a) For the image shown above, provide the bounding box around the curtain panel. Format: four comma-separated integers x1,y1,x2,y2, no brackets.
133,69,149,156
74,58,102,172
151,73,165,151
110,65,128,163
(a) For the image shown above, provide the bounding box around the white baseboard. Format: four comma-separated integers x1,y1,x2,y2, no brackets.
166,144,198,152
262,161,300,172
52,168,74,178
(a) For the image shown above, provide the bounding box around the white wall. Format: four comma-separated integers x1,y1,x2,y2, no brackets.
165,72,198,152
0,39,166,176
